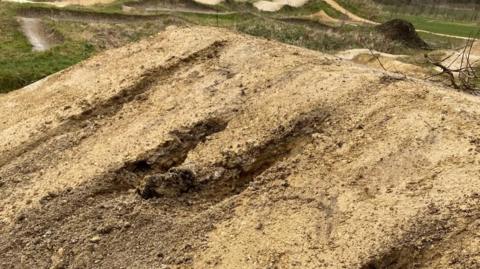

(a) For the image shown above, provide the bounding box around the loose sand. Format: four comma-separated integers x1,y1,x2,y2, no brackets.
0,26,479,269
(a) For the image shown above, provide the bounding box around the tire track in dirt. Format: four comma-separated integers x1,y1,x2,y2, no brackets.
135,107,330,201
0,40,227,170
2,26,480,268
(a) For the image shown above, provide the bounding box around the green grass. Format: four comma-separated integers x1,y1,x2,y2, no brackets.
336,0,382,21
272,0,343,18
337,0,479,39
0,0,471,93
0,2,95,93
418,32,466,50
388,14,479,38
0,43,94,92
378,2,480,23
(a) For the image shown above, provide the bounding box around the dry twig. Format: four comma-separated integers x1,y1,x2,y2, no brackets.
425,33,480,95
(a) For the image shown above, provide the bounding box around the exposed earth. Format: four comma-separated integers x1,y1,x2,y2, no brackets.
1,26,480,269
17,16,57,51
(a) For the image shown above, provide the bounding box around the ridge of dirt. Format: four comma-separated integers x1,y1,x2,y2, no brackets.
1,26,480,269
376,19,430,50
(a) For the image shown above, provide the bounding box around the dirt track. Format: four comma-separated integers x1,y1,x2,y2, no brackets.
17,16,55,51
1,26,480,268
17,7,178,23
3,0,116,7
323,0,377,25
253,0,309,12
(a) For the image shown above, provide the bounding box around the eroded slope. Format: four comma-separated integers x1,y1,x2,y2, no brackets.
0,26,479,268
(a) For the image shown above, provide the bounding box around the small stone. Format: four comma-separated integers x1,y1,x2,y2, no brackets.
90,236,101,243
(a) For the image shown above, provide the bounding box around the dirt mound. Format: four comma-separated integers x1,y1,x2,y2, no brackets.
336,50,429,78
377,19,430,49
1,26,480,269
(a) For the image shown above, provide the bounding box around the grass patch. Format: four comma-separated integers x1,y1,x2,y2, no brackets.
376,2,480,23
0,2,95,93
418,32,465,50
388,14,479,38
273,0,343,18
0,0,467,94
336,0,382,21
0,43,94,93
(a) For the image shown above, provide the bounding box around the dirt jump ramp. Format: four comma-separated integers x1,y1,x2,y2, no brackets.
0,26,479,268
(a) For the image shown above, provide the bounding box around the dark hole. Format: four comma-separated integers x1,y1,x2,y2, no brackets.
130,160,152,173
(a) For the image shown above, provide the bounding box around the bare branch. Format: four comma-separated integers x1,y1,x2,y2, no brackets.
424,34,479,95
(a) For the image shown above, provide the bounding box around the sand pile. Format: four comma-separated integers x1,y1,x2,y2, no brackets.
0,26,479,268
253,0,308,12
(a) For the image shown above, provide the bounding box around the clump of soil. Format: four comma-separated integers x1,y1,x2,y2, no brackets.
376,19,430,49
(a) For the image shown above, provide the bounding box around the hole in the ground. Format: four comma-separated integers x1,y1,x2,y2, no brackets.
361,263,378,269
360,248,416,269
109,117,229,197
130,160,152,173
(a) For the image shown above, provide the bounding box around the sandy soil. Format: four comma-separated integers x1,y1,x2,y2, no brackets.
1,26,480,269
253,0,308,12
253,0,283,12
337,49,430,78
336,48,407,61
193,0,223,5
472,40,480,55
440,50,480,70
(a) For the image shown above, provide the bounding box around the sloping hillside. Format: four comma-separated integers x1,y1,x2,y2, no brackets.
0,26,479,269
